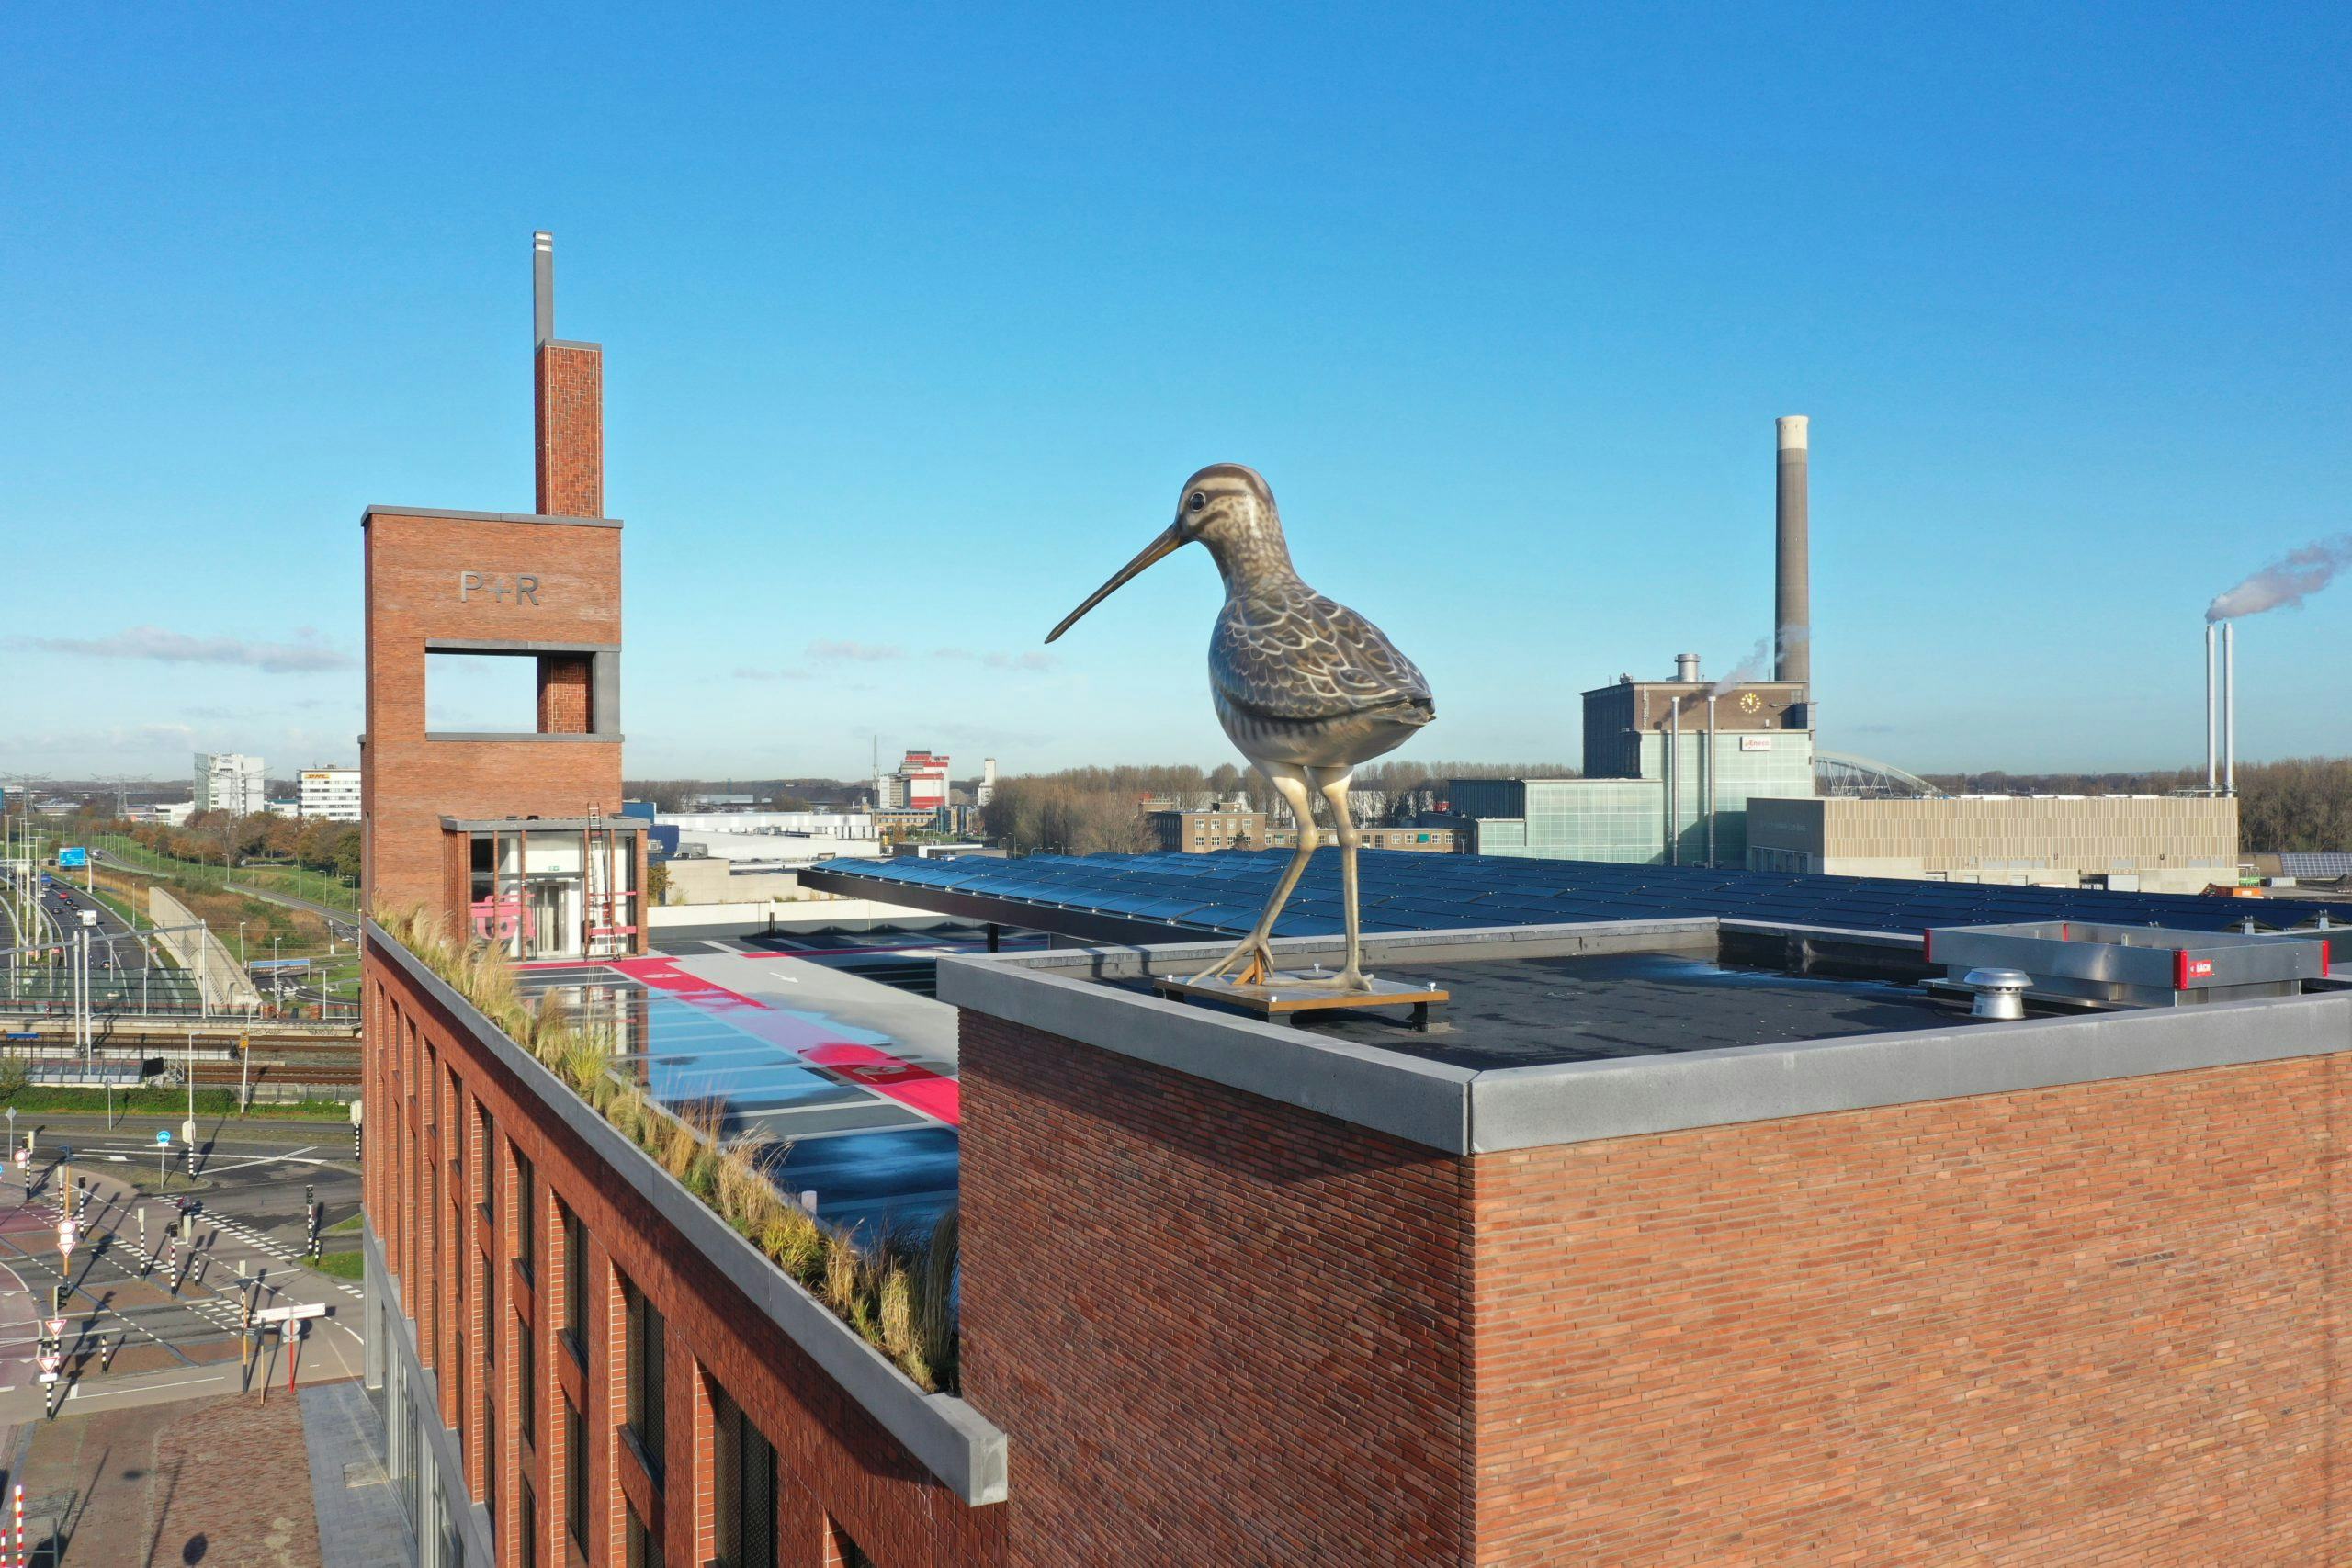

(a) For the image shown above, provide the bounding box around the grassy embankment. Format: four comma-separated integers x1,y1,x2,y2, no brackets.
75,856,359,998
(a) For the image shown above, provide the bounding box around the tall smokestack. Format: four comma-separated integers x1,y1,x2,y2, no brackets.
2204,623,2218,795
2223,620,2236,796
1775,416,1811,694
533,231,555,345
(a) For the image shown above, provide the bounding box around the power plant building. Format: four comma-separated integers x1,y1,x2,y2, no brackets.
1453,661,1815,867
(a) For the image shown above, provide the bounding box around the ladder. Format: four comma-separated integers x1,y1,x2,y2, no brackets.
582,806,637,959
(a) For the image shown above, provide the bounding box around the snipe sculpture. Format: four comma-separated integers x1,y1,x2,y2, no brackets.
1047,464,1434,989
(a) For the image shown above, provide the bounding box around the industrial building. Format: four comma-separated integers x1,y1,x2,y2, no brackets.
1748,793,2241,892
193,750,266,816
300,764,363,821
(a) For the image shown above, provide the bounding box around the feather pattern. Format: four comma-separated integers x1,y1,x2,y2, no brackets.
1211,575,1433,723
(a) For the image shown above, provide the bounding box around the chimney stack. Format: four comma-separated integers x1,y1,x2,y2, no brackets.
2205,624,2218,795
2223,620,2237,796
532,231,605,518
1774,416,1811,693
1673,652,1702,683
532,230,554,345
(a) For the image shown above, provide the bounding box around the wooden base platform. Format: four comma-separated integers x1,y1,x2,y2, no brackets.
1152,974,1451,1032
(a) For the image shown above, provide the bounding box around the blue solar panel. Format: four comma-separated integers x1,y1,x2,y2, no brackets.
806,850,2352,941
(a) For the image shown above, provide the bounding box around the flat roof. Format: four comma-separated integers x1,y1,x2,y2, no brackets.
938,919,2352,1155
1103,948,1951,1071
800,848,2352,945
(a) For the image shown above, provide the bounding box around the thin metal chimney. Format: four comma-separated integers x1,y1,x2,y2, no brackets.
533,231,555,345
1774,415,1810,687
1673,652,1702,683
2223,620,2236,795
2204,623,2218,795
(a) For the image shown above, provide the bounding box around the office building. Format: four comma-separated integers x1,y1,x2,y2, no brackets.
300,766,363,822
194,751,266,817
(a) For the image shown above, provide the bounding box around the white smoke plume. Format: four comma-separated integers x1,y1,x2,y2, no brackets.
2206,534,2352,622
1709,624,1808,695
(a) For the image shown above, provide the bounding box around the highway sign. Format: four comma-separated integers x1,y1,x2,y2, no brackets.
156,1129,171,1146
253,1301,328,1324
57,1220,76,1253
57,847,85,869
43,1319,63,1340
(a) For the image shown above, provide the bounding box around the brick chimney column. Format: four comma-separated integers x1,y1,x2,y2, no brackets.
532,231,605,518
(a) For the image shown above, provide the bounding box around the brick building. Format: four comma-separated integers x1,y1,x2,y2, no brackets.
360,237,2352,1567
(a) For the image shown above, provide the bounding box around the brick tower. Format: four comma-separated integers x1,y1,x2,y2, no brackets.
358,231,644,958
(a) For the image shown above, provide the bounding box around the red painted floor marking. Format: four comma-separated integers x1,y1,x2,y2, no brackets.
604,959,960,1125
802,1044,961,1123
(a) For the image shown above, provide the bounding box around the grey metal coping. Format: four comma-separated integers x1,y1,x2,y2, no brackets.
365,919,1011,1506
937,919,2352,1156
438,816,641,833
360,504,621,528
424,638,623,655
424,732,622,744
541,338,603,352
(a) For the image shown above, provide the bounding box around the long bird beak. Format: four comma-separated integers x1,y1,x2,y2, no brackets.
1046,521,1184,643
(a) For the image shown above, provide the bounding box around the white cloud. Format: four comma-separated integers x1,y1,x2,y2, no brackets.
5,625,355,673
807,639,906,662
931,647,1058,672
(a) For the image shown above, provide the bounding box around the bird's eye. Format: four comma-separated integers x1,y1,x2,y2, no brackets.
1188,491,1207,513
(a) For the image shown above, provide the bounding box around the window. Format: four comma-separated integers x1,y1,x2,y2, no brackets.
514,1148,536,1281
518,1476,538,1568
625,1280,666,1481
564,1398,587,1553
518,1311,537,1447
626,1503,664,1568
454,1330,468,1468
484,1381,499,1537
561,1205,586,1361
711,1382,776,1568
481,1106,498,1224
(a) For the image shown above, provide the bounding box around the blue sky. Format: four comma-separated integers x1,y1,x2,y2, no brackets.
5,4,2346,783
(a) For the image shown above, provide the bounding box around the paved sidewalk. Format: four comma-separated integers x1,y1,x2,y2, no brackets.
302,1378,414,1568
7,1384,321,1564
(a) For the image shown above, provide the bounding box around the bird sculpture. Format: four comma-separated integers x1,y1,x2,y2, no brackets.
1047,464,1434,990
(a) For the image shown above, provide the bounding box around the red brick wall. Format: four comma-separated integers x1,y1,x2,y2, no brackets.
537,654,592,734
957,1011,1477,1566
535,343,603,518
360,510,623,923
368,942,1008,1566
1472,1051,2352,1566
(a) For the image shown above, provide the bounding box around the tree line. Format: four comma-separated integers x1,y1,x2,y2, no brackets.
978,761,1580,856
115,811,363,883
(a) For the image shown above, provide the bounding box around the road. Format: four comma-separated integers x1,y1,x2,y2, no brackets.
0,1112,366,1423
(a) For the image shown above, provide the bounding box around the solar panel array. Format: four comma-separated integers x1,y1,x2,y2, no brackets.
2280,852,2352,880
808,850,2352,939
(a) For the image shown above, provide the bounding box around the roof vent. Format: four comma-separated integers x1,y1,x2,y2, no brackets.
1673,652,1702,683
1962,967,2030,1021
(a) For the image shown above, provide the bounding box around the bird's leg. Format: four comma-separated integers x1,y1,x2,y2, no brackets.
1315,767,1365,989
1194,767,1317,987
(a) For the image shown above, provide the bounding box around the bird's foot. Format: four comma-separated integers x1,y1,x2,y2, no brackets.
1194,937,1276,988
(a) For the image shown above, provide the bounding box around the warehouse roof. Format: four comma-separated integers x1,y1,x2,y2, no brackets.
801,849,2352,944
